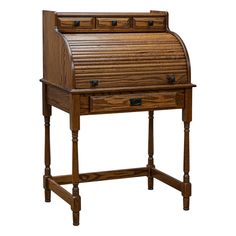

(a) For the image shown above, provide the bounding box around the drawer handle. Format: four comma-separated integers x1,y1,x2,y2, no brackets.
148,20,154,27
167,75,176,84
130,98,142,106
90,80,99,87
112,20,118,26
74,20,80,27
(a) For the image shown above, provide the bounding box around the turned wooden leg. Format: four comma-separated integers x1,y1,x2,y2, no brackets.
182,122,191,210
71,130,81,226
70,94,81,226
147,111,155,190
43,84,52,203
43,115,51,202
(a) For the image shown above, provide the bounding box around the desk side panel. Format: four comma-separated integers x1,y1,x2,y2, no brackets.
43,11,74,89
47,85,70,113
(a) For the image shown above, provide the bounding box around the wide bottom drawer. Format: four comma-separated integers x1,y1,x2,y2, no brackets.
89,91,184,113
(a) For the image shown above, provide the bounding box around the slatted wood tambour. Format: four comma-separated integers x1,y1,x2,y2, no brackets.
41,10,196,226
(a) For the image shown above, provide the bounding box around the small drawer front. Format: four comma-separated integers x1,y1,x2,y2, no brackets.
96,17,131,29
58,17,94,32
90,92,184,113
133,17,166,30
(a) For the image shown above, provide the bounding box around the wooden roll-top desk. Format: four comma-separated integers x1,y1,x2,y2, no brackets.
41,10,195,226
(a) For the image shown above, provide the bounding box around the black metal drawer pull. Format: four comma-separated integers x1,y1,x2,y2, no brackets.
74,20,80,27
90,80,99,87
167,75,176,84
112,20,118,26
130,98,142,106
148,20,154,27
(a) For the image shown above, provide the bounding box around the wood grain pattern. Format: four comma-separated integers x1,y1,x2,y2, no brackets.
71,129,81,226
50,166,183,195
90,92,184,113
170,31,191,85
69,94,81,225
182,88,192,122
152,168,182,191
79,167,148,183
58,17,95,31
52,168,148,184
71,83,195,95
182,88,192,210
42,10,195,226
70,94,80,131
43,116,51,202
147,111,155,190
47,85,70,112
133,17,166,30
182,122,191,210
96,17,131,29
64,33,188,89
57,12,167,33
42,84,51,202
43,11,74,89
48,178,73,205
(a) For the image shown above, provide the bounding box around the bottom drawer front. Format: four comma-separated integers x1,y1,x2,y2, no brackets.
90,92,184,113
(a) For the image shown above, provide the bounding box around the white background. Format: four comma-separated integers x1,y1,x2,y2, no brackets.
0,0,236,235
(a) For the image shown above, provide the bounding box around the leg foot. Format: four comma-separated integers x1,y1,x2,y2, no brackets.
183,197,189,210
72,185,81,226
73,212,80,226
148,176,154,190
45,189,51,202
44,174,51,202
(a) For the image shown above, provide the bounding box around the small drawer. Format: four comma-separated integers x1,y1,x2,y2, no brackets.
90,92,184,113
58,17,94,32
133,17,166,30
96,17,131,29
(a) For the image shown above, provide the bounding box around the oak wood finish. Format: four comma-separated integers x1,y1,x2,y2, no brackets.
56,11,167,17
43,11,74,89
183,122,191,210
69,94,81,226
48,178,73,205
65,33,188,89
58,17,95,32
53,167,148,184
43,84,51,202
147,111,155,190
42,10,195,226
151,168,183,191
182,89,192,210
90,91,184,113
41,80,194,94
47,85,70,112
133,17,166,30
96,17,131,29
56,11,168,33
